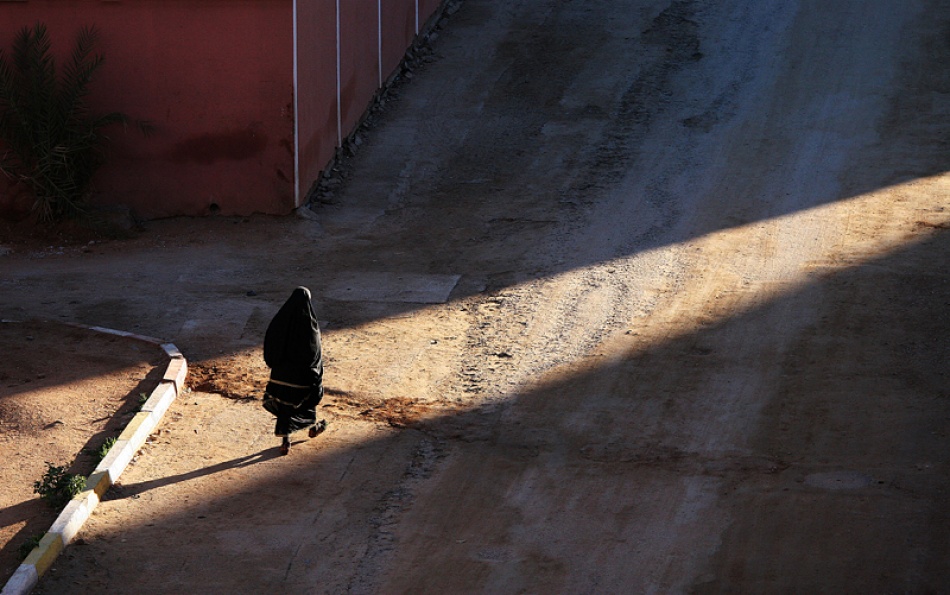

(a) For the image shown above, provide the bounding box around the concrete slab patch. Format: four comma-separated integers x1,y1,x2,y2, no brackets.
318,206,387,233
324,272,461,304
804,471,873,490
176,300,257,349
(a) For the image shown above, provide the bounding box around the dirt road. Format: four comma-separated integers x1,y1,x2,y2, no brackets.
2,0,948,592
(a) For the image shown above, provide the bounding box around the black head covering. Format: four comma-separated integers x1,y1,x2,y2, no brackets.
263,287,322,379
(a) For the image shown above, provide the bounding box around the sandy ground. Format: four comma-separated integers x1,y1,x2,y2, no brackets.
0,0,948,592
0,322,163,581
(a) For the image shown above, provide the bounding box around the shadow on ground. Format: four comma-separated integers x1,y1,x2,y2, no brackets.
35,223,949,593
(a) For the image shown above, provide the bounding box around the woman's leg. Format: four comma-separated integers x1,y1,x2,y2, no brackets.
275,411,291,436
276,410,292,454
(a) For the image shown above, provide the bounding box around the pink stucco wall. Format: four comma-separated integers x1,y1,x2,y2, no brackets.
339,0,381,135
295,0,340,197
0,0,446,219
382,0,419,76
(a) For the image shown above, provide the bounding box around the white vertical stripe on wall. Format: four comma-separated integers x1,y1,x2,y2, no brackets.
416,0,420,34
292,0,300,206
336,0,342,145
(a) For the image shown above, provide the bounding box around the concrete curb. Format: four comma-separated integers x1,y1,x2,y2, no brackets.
0,325,186,595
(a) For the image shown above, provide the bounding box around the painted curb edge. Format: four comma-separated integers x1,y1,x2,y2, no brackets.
0,326,186,595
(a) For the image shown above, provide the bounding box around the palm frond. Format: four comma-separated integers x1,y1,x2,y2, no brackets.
0,22,145,222
15,25,56,141
58,26,103,129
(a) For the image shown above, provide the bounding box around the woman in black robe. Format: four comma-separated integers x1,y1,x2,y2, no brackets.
262,286,326,455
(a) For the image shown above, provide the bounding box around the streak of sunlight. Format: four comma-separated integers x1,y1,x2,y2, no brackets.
325,173,948,409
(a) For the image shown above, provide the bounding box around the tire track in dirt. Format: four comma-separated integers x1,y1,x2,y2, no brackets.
324,2,715,587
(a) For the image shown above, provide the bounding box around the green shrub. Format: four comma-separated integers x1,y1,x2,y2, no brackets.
17,533,44,560
33,461,85,509
133,391,149,412
94,436,117,461
0,23,148,222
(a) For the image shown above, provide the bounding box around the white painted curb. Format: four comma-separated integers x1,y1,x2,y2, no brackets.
1,329,186,595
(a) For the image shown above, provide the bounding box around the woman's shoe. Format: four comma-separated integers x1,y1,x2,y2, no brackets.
309,420,328,438
280,436,290,455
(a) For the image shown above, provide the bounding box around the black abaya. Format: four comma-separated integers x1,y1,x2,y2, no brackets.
262,287,324,436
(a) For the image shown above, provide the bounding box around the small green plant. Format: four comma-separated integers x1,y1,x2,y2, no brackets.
0,23,149,222
33,461,85,509
17,533,44,560
95,436,117,460
133,391,148,412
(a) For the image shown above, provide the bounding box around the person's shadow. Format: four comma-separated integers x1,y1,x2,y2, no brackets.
104,448,282,500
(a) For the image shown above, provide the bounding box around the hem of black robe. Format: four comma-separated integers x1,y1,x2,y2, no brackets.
274,409,318,436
